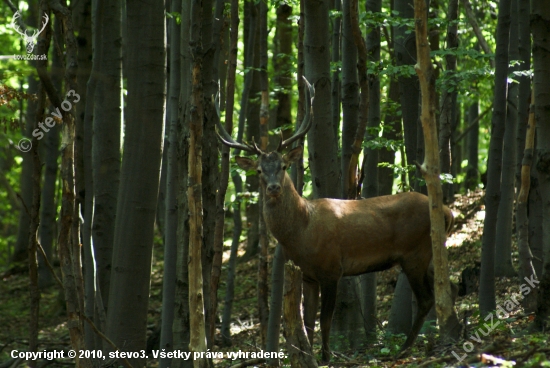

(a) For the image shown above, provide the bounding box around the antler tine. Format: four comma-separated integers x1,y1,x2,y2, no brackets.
278,76,315,151
11,11,26,36
214,93,263,155
36,13,49,35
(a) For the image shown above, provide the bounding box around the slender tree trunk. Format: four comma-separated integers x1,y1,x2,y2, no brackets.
200,0,220,345
188,4,208,362
28,85,45,368
172,2,192,366
14,77,37,263
414,0,460,343
465,102,479,190
532,0,550,331
304,0,341,199
330,0,364,351
38,19,62,289
438,0,458,204
159,2,181,366
515,0,530,194
495,0,519,277
394,0,420,191
360,0,382,341
219,0,241,348
517,90,538,312
378,78,399,196
92,0,122,317
105,0,165,364
479,0,512,316
242,3,261,261
207,0,234,345
256,0,270,347
331,0,342,141
283,261,318,368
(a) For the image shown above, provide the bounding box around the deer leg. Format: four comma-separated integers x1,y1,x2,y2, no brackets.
302,278,319,346
319,281,338,363
401,266,434,352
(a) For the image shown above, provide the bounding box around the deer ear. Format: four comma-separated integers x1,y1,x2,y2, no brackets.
284,146,303,164
235,156,257,171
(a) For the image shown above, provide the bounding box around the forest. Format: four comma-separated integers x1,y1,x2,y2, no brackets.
0,0,550,366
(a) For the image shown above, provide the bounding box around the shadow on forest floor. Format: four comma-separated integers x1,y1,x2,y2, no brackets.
1,189,548,367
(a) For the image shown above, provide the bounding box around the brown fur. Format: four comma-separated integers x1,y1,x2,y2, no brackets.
236,147,456,363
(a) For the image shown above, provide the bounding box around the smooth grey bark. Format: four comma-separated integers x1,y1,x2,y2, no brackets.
331,0,363,349
393,0,420,191
465,102,479,190
495,0,519,278
220,176,243,347
242,2,261,261
220,0,243,348
529,156,544,277
92,0,122,316
360,0,382,341
479,0,512,316
171,1,191,365
265,244,285,365
38,19,62,289
438,0,459,203
331,0,342,141
199,0,220,346
387,272,413,335
532,0,550,331
81,0,100,348
305,0,341,199
268,4,294,150
515,0,530,192
13,77,37,263
340,0,359,200
378,79,400,196
159,1,181,366
105,0,165,364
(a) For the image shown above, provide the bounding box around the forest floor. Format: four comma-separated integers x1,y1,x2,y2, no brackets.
1,189,549,367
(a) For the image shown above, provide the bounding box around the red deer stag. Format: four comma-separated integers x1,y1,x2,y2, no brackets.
217,79,456,363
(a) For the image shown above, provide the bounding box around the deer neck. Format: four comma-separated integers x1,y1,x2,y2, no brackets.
262,173,309,244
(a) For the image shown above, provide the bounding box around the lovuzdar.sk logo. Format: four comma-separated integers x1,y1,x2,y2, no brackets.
11,11,49,54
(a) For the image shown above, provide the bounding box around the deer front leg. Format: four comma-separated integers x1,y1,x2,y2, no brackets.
302,278,319,346
320,281,338,363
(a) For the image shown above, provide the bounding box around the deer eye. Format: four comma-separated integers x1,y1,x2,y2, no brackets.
282,165,287,171
257,169,262,174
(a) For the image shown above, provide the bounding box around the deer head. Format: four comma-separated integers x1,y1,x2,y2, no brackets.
216,77,314,198
11,11,49,54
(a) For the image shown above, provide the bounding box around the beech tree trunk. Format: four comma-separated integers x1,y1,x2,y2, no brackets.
516,90,538,312
283,261,318,368
494,0,519,278
159,2,181,366
171,1,192,365
532,0,550,331
413,0,460,343
104,0,165,364
479,0,511,316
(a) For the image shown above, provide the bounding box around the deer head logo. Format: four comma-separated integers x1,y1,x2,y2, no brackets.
11,11,49,54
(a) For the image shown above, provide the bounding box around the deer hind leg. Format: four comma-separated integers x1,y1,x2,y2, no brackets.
302,278,320,347
401,261,434,352
319,281,338,363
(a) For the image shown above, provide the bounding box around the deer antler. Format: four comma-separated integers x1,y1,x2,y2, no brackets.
34,13,49,37
10,11,27,37
277,76,315,152
215,93,264,155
